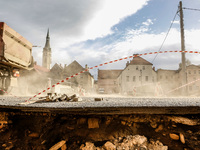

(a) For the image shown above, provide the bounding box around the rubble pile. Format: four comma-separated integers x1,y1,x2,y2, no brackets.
37,93,82,103
80,135,168,150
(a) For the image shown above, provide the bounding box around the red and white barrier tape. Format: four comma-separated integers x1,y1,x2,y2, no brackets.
165,78,200,95
26,50,200,102
0,89,18,98
0,50,195,103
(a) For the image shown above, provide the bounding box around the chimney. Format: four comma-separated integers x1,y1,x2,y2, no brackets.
126,61,129,66
85,64,89,71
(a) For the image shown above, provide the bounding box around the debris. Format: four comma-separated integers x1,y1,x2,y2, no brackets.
49,140,66,150
169,133,179,140
0,121,8,129
19,93,82,105
88,118,99,129
28,132,39,138
94,98,103,101
180,133,185,144
168,116,199,126
103,141,116,150
155,124,163,132
61,144,67,150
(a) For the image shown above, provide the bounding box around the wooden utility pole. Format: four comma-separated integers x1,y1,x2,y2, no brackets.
179,1,187,96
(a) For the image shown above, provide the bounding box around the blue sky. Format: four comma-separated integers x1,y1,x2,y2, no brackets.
1,0,200,78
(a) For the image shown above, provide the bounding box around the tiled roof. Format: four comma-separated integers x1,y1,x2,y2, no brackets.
98,70,122,79
129,56,152,65
34,64,50,74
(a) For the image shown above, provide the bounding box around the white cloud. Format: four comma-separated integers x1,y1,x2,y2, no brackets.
67,26,200,73
173,20,179,24
83,0,149,40
142,19,153,26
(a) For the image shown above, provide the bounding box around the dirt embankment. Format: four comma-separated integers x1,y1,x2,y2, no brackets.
0,112,200,150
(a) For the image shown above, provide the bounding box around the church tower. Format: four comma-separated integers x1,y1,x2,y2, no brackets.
42,29,51,69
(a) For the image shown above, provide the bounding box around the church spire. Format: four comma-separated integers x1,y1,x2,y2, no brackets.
42,29,52,69
45,28,50,48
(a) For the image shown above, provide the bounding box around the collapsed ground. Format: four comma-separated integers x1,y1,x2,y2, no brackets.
0,112,200,150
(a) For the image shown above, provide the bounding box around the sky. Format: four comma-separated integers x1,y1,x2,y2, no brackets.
1,0,200,79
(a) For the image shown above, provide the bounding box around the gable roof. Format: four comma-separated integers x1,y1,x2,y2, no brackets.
34,64,50,74
98,69,123,79
51,63,63,71
129,56,152,65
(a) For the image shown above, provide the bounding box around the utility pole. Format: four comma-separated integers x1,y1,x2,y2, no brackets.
179,1,187,96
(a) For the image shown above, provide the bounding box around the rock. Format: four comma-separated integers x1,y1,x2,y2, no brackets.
88,118,99,129
49,140,66,150
168,116,198,126
61,144,67,150
103,141,116,150
77,118,87,125
121,120,126,125
28,133,39,138
81,142,96,150
150,122,157,128
94,98,103,101
169,133,179,140
180,133,185,144
155,124,163,132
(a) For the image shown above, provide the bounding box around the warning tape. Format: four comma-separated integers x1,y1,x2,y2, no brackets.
165,78,200,95
26,50,200,101
0,89,18,98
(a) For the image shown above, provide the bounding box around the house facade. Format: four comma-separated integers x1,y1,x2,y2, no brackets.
98,69,122,94
62,61,94,93
118,56,157,96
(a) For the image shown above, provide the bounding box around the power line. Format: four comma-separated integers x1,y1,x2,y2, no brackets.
151,9,178,63
183,7,200,11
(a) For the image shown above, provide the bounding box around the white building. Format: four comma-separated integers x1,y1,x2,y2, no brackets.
118,56,157,96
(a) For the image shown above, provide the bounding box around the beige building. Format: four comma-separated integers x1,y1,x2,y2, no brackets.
63,61,94,93
98,69,122,94
118,56,157,96
186,65,200,95
157,69,180,96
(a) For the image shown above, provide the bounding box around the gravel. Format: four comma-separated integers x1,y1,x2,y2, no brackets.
0,96,199,108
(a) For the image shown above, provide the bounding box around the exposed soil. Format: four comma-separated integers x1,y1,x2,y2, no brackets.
0,112,200,150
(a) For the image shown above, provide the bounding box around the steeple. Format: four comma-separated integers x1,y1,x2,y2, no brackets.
42,29,52,69
44,28,50,48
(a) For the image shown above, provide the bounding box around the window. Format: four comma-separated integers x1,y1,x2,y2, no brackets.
126,76,129,82
166,76,168,79
194,70,196,74
160,75,162,79
136,66,138,70
188,70,191,74
133,76,136,82
145,76,148,81
143,66,145,70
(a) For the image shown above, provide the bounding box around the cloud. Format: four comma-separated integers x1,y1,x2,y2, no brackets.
142,19,154,26
83,0,149,40
173,20,179,24
65,24,200,74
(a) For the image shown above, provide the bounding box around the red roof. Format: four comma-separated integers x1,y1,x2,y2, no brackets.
98,69,122,79
34,65,50,74
129,56,152,65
